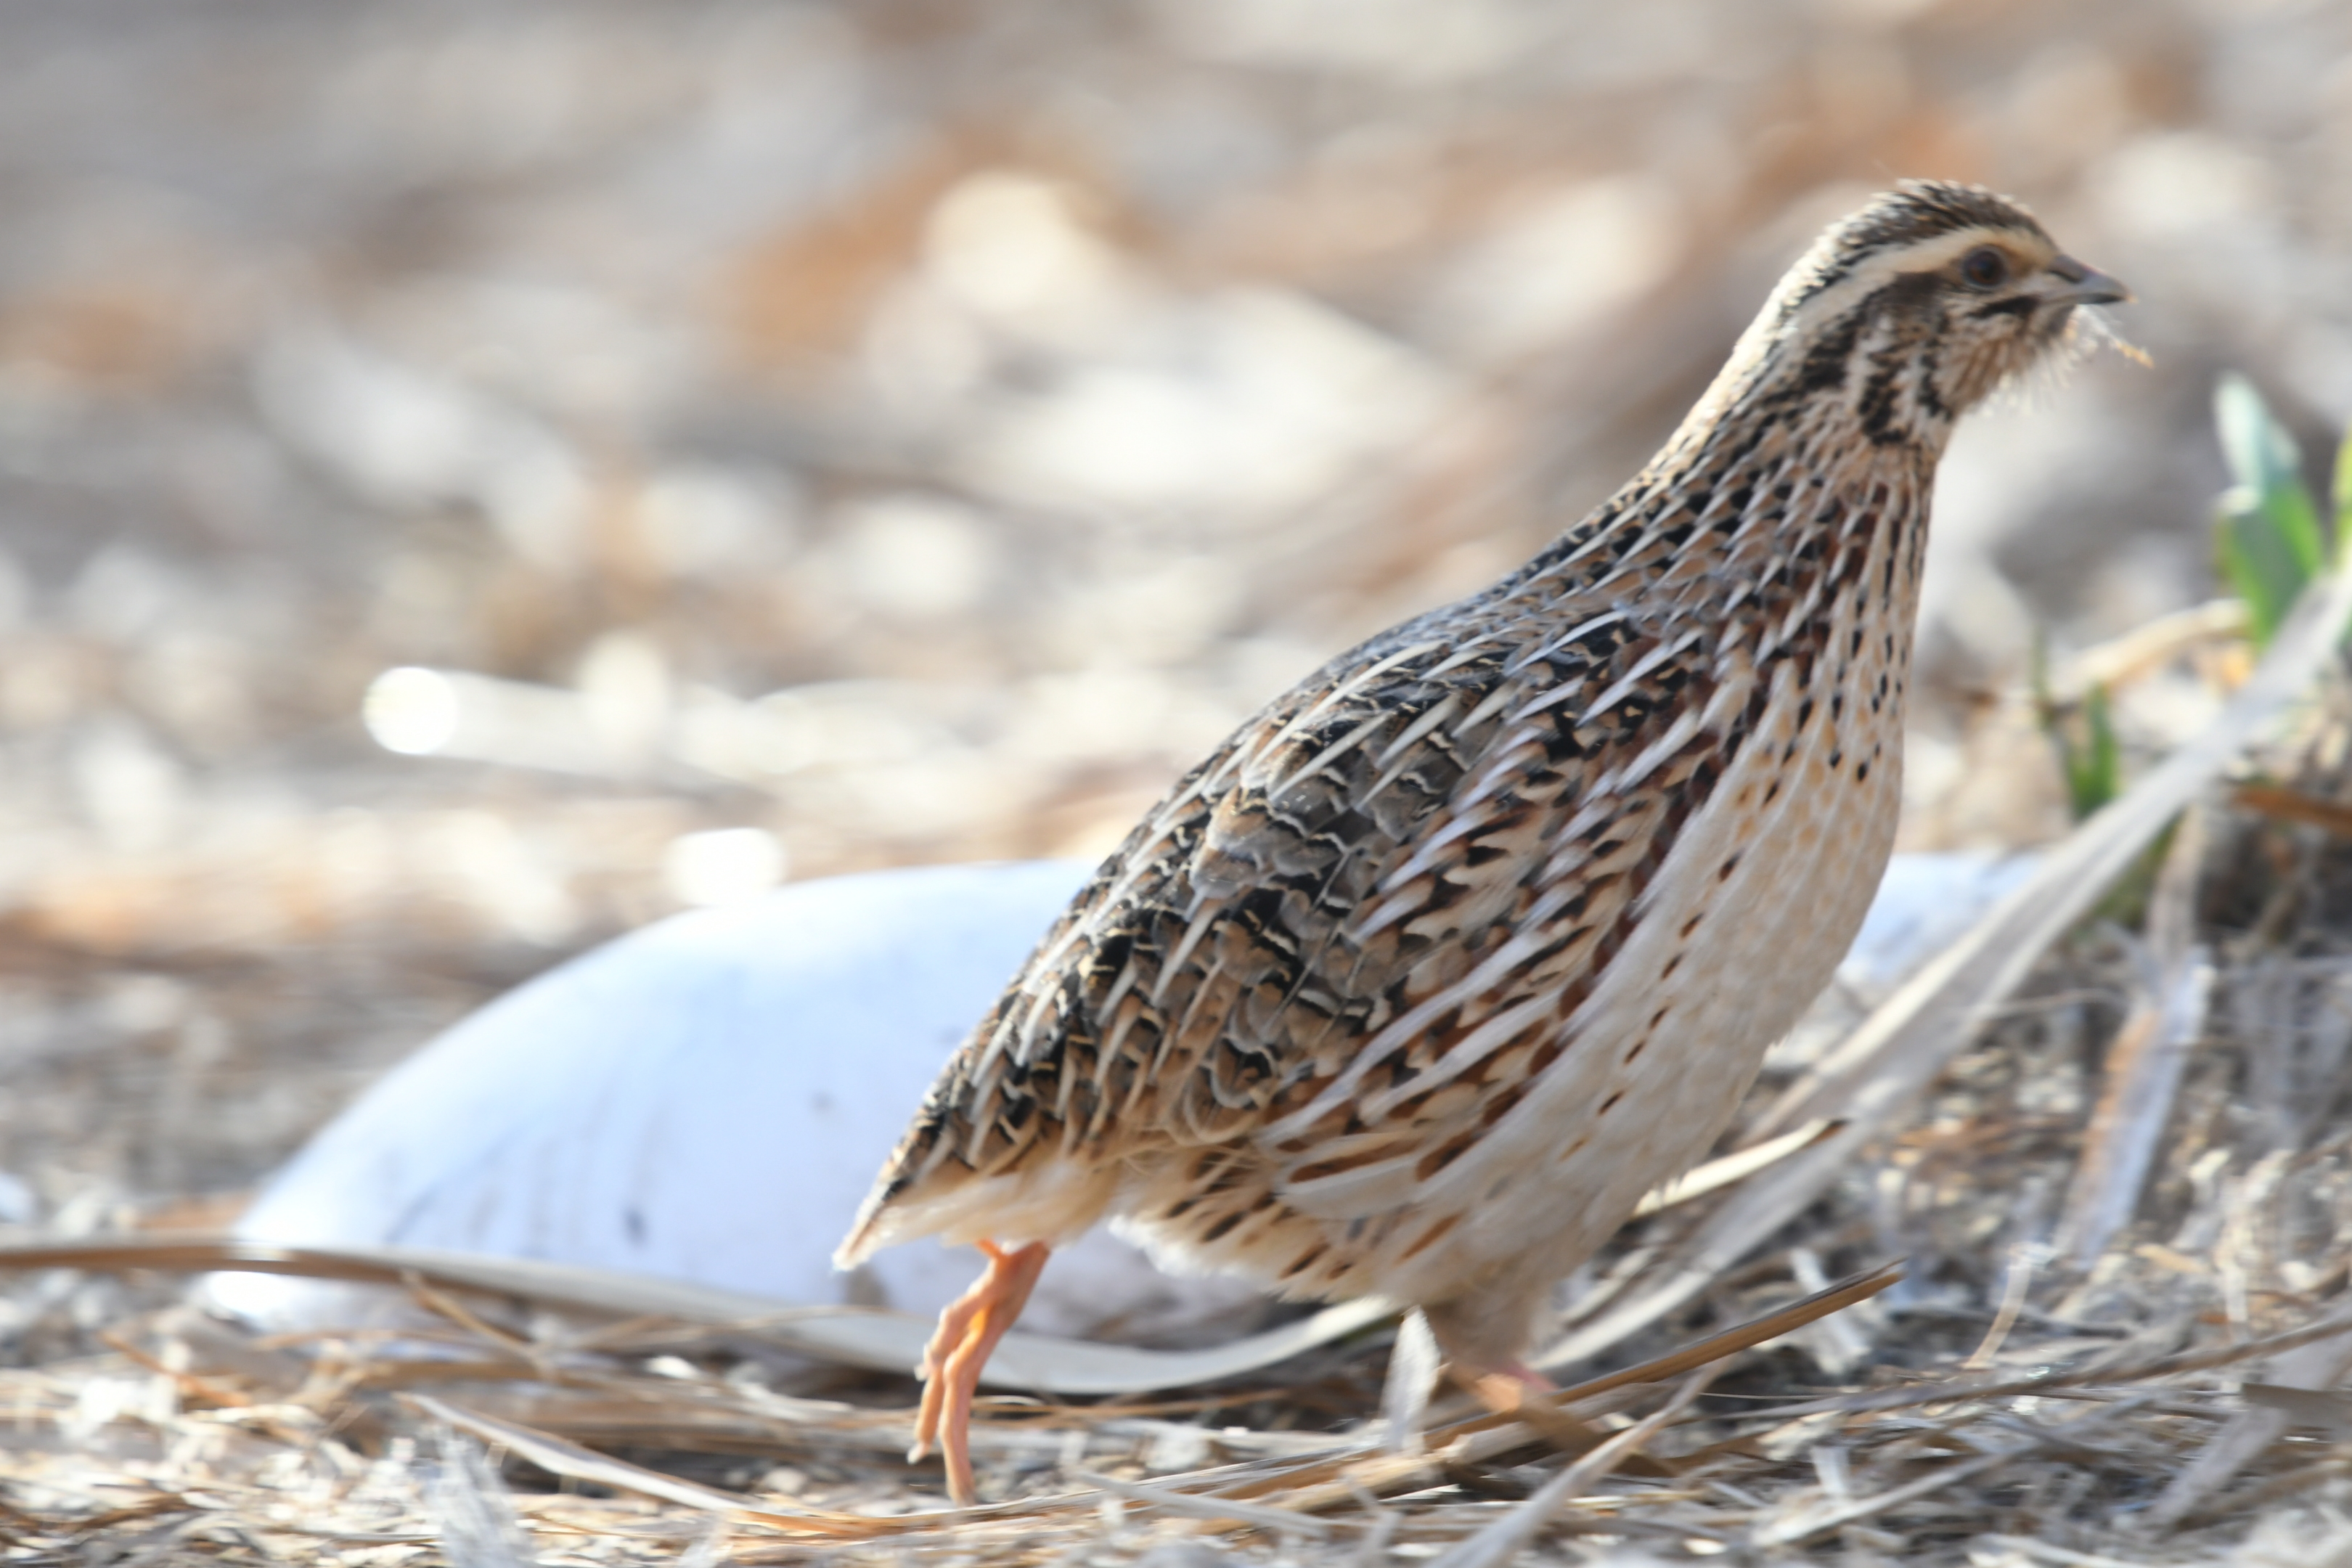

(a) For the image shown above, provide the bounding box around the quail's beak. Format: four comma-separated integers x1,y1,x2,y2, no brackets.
2045,254,2131,306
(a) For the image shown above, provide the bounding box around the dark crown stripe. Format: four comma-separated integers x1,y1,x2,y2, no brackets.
1776,179,2049,322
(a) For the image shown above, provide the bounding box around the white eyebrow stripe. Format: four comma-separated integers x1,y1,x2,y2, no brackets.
1780,224,2048,339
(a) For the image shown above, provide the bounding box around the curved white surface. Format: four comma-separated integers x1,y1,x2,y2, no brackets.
216,852,2031,1338
1837,850,2041,997
219,860,1260,1339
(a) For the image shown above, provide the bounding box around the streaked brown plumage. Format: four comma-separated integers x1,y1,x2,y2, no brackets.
837,180,2128,1503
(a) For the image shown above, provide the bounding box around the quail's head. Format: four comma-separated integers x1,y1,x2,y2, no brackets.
1723,179,2129,449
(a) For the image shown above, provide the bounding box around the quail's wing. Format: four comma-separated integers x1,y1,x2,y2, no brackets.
835,560,1781,1261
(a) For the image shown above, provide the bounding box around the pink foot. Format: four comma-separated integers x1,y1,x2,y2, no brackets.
908,1239,1050,1506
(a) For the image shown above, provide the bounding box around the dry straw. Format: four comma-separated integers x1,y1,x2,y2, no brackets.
9,569,2352,1566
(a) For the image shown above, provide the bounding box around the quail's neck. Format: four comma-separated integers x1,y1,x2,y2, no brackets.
1672,319,1963,469
1521,378,1937,627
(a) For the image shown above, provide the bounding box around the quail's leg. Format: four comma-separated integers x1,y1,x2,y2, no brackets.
1457,1359,1681,1476
1459,1359,1621,1454
1463,1359,1560,1422
910,1239,1050,1506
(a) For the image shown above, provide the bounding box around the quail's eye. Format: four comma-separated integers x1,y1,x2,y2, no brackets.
1959,246,2009,288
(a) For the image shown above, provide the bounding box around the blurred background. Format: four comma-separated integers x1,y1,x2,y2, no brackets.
0,0,2343,1230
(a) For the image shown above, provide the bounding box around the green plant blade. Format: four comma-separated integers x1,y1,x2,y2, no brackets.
2213,375,2327,645
2069,682,2120,819
2334,412,2352,568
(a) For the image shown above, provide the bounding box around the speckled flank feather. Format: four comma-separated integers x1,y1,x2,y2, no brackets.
838,181,2122,1373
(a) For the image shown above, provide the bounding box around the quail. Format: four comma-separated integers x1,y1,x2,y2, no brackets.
836,180,2128,1504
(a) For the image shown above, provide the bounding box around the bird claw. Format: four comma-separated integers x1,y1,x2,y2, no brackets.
909,1239,1050,1504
